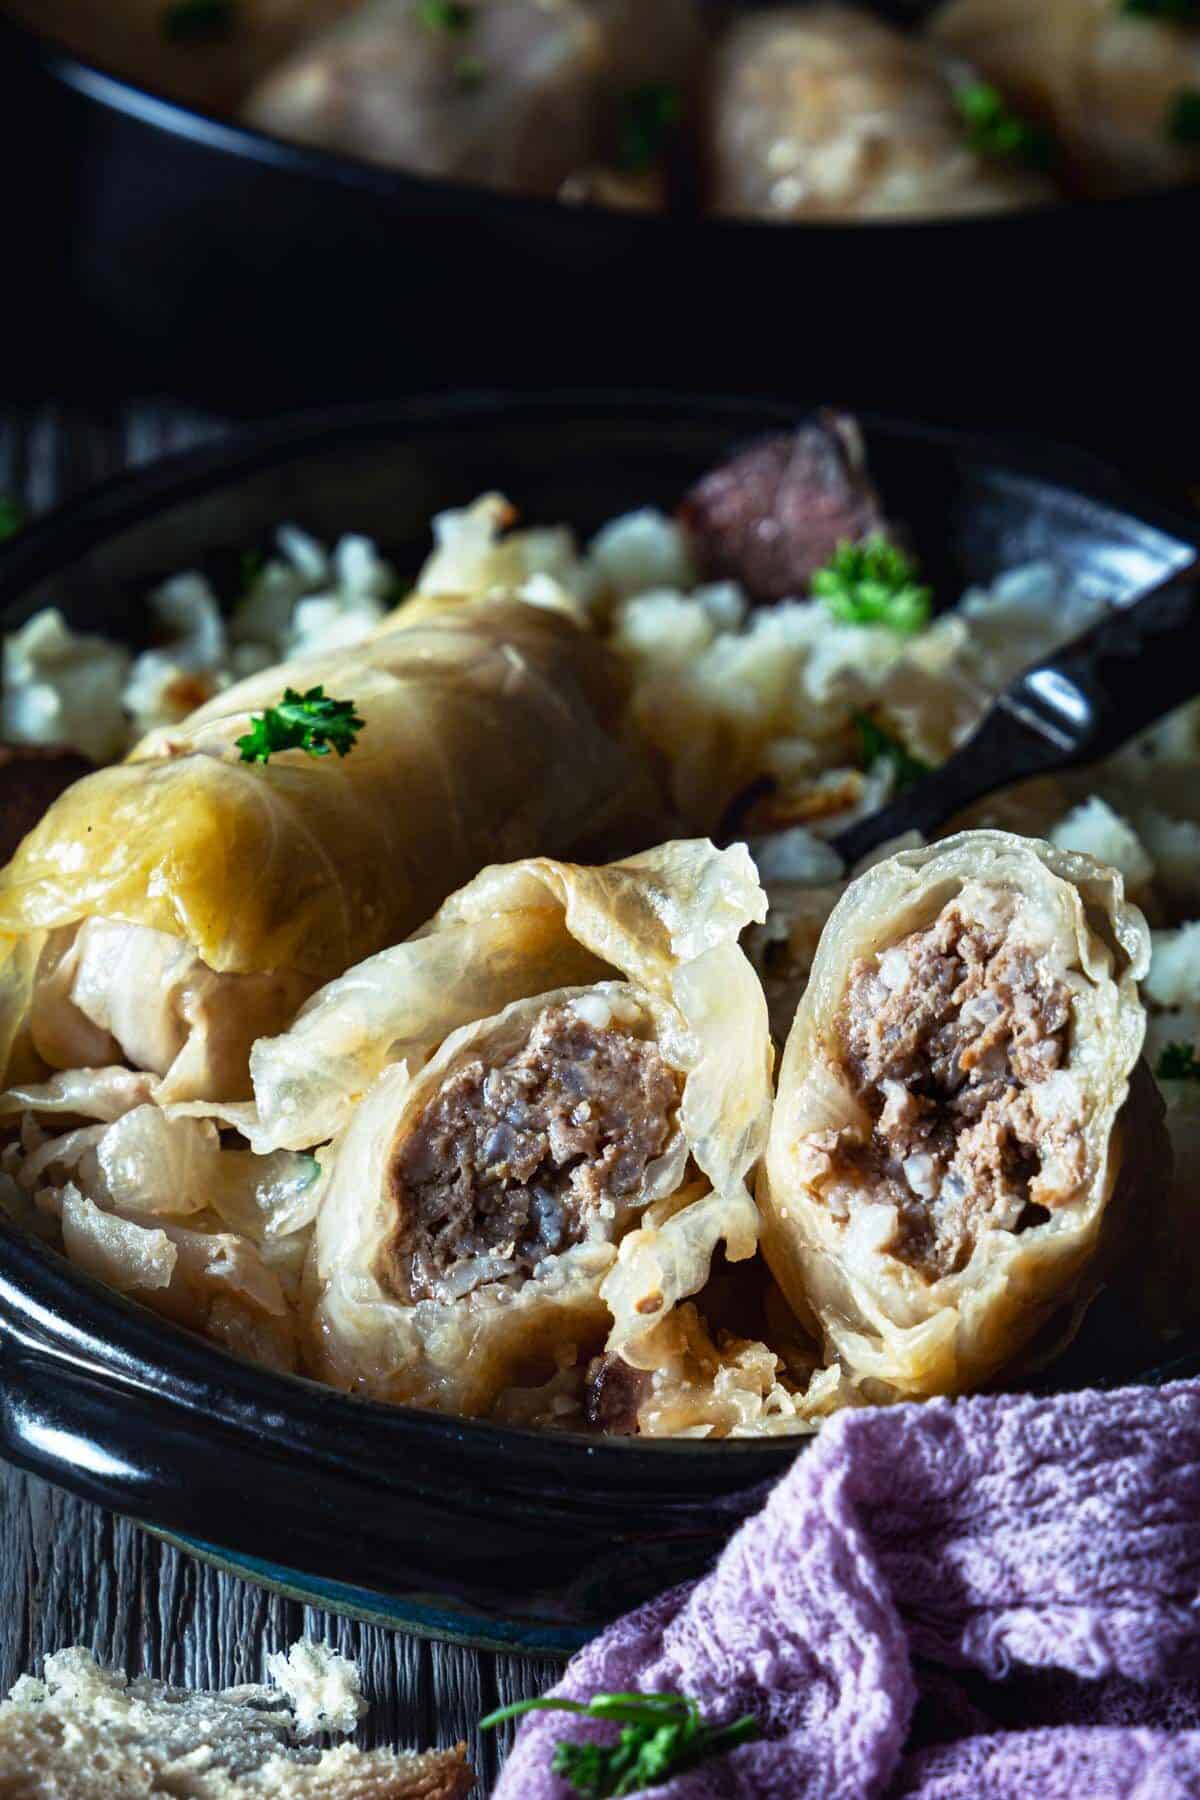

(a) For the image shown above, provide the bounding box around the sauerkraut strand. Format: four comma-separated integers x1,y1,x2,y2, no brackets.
272,840,773,1415
761,829,1169,1400
0,1100,322,1375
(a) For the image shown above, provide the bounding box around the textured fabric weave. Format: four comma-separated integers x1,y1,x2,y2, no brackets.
495,1381,1200,1799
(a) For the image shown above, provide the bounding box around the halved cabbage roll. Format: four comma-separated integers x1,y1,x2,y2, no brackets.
0,592,652,1100
761,830,1167,1400
234,839,770,1415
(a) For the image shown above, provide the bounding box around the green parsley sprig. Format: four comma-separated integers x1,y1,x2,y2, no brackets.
955,82,1054,171
853,710,931,794
236,686,364,765
811,535,932,634
1167,90,1200,146
617,84,684,173
162,0,236,45
418,0,474,33
481,1691,759,1798
0,496,27,543
1156,1041,1200,1082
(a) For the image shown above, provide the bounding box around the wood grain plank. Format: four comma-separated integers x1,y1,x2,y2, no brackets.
0,1464,558,1790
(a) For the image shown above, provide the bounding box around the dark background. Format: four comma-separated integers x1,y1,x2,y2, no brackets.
3,20,1196,498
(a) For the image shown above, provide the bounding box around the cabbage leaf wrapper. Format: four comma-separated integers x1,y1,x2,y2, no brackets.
0,594,655,1099
761,829,1168,1401
246,840,771,1416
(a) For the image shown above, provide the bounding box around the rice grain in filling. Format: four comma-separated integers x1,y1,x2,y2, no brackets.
833,887,1081,1278
384,1005,681,1304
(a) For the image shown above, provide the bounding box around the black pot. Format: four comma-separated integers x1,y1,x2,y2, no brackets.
0,392,1196,1653
3,10,1199,456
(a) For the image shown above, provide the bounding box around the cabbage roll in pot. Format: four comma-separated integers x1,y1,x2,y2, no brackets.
930,0,1200,196
761,830,1168,1400
0,592,652,1102
238,840,771,1415
242,0,700,199
707,4,1054,221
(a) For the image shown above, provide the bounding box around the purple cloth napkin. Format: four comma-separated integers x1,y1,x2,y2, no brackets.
495,1380,1200,1799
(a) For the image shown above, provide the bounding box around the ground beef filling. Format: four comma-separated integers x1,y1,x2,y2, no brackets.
836,897,1073,1278
386,1005,681,1304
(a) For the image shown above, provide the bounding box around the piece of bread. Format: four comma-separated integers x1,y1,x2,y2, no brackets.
0,1642,473,1800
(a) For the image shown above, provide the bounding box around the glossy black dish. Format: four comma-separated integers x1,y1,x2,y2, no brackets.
0,393,1197,1652
3,9,1199,437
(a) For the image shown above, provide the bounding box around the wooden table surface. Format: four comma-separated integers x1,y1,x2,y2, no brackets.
0,401,557,1794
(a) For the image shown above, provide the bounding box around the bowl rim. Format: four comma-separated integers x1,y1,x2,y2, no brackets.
1,386,1196,601
1,386,1198,1490
5,12,1200,235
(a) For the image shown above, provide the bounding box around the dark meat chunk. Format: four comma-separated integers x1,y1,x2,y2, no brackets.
385,1004,680,1304
677,410,889,603
585,1352,649,1435
0,745,93,867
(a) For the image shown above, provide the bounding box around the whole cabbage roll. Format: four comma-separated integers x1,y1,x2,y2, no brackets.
761,830,1168,1401
930,0,1200,196
708,5,1054,222
242,0,699,199
235,839,771,1415
0,593,653,1100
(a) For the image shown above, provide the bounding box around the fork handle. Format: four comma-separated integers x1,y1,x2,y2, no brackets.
1004,563,1200,766
831,558,1200,869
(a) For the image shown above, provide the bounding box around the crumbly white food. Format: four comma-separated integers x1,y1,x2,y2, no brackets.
264,1642,368,1742
1049,796,1155,896
0,1641,472,1799
413,499,1118,838
1,610,131,763
0,525,400,760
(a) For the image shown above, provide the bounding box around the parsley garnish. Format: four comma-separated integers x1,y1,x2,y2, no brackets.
853,710,931,793
1167,90,1200,145
236,686,364,764
1156,1042,1200,1081
812,536,932,634
617,84,684,173
418,0,473,32
0,496,27,543
162,0,236,45
481,1692,759,1798
1123,0,1199,18
455,53,486,89
955,82,1054,171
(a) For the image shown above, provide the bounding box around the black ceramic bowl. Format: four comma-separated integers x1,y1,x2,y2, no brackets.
0,393,1197,1654
3,6,1199,440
